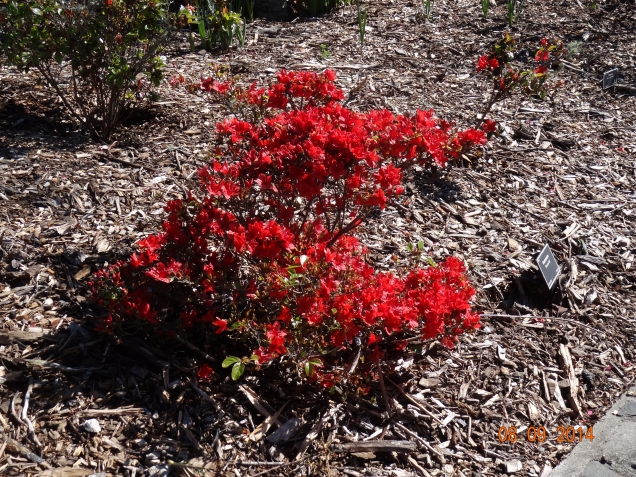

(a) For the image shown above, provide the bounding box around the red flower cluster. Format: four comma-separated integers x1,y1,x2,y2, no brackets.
474,34,567,129
89,69,484,387
476,55,499,72
481,119,498,134
169,73,185,87
199,69,345,111
476,34,566,97
535,38,550,61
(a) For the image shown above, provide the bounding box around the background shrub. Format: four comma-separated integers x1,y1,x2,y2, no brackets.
0,0,174,138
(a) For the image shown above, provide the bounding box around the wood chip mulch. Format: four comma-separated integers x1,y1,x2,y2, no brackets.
0,0,635,475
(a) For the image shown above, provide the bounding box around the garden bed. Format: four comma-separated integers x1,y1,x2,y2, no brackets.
0,0,635,475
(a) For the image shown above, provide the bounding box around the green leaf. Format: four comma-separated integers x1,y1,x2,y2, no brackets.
417,240,424,251
231,362,245,380
54,51,63,64
305,356,323,377
222,356,241,368
31,7,43,15
481,0,489,18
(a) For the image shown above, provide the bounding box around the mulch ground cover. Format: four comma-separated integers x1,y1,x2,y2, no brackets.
0,0,635,475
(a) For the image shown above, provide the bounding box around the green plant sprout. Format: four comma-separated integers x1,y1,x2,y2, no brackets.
566,40,583,60
357,0,367,47
320,43,331,59
423,0,433,19
481,0,489,18
506,0,526,27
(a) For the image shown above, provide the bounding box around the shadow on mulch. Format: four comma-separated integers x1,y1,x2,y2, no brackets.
116,106,164,131
413,169,466,204
499,268,564,311
0,86,165,154
0,98,84,140
0,97,95,162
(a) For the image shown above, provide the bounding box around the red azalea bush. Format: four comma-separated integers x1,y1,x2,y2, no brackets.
90,69,487,387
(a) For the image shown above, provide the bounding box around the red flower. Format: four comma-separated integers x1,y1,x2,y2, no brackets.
368,333,380,346
395,340,407,351
278,306,292,322
320,373,336,389
145,263,173,283
170,74,185,87
476,55,490,72
145,259,182,283
200,78,231,94
266,322,287,355
230,231,246,252
481,119,498,133
213,318,228,334
138,235,163,253
130,252,153,268
253,346,273,363
197,363,214,380
534,65,548,75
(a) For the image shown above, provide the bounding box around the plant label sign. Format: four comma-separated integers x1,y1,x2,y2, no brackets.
603,68,619,90
537,244,560,290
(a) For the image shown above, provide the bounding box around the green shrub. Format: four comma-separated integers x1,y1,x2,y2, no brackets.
180,1,244,51
0,0,173,138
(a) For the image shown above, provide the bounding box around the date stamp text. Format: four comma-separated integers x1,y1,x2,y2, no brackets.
498,426,595,443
